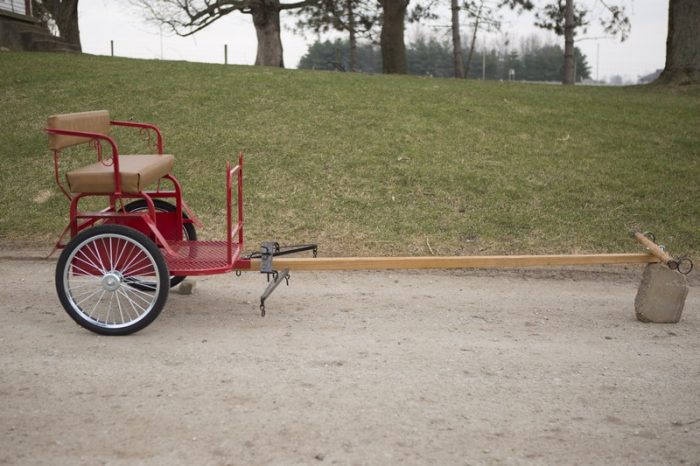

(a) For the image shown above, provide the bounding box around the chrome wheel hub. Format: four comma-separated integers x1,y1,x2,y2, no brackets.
102,272,123,292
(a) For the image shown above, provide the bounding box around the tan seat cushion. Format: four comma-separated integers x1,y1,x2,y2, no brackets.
66,154,175,193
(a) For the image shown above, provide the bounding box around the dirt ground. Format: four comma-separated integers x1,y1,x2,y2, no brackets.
1,254,699,465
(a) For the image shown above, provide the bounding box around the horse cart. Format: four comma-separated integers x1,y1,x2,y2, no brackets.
45,111,691,335
46,110,317,335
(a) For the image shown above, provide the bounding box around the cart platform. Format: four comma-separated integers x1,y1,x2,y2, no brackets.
166,240,243,276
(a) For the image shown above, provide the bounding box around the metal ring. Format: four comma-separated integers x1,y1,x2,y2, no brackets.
677,257,694,275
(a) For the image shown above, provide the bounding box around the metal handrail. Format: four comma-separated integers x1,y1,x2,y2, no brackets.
44,128,123,195
226,152,244,264
110,120,164,154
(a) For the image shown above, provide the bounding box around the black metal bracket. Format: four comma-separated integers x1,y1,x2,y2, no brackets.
250,241,318,317
247,242,318,262
260,269,290,317
259,241,278,274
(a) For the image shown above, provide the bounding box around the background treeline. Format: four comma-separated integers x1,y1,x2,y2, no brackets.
299,35,591,82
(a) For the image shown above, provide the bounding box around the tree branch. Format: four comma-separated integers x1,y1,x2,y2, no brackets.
279,0,311,10
132,0,254,36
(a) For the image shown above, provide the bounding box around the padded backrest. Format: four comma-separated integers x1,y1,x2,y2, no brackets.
47,110,111,151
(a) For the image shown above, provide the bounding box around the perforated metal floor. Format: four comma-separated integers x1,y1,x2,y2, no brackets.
166,241,241,275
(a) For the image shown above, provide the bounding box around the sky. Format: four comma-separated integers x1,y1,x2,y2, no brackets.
79,0,668,82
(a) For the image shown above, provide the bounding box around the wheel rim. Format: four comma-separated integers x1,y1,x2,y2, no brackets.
62,233,162,329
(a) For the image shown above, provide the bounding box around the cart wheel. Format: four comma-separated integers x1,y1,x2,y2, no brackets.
56,225,169,335
123,199,197,289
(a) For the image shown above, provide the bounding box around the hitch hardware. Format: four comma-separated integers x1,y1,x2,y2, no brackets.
250,241,318,316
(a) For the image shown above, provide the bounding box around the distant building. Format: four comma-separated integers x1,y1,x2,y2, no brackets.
0,0,31,17
0,1,78,52
580,78,606,86
638,70,663,84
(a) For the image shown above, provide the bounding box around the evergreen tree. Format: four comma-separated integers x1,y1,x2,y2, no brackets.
298,36,590,82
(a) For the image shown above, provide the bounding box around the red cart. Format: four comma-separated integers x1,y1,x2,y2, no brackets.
47,110,311,335
46,111,691,335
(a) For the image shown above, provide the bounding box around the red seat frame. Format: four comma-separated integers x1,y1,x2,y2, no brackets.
47,117,248,275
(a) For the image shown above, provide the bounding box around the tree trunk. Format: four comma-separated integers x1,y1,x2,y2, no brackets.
379,0,408,74
451,0,464,78
347,0,357,71
656,0,700,85
464,1,484,79
251,1,284,67
562,0,575,84
42,0,81,51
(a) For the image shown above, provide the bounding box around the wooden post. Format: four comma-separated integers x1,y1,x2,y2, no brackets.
248,253,658,272
224,44,228,65
110,40,114,57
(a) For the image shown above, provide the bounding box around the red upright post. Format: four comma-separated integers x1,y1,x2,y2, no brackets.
238,152,244,245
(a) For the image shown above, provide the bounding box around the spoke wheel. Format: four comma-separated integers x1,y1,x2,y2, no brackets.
123,199,196,289
56,225,169,335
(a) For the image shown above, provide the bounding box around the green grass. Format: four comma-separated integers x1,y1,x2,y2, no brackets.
1,52,698,257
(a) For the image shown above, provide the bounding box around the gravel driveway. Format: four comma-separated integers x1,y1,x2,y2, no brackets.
1,256,698,465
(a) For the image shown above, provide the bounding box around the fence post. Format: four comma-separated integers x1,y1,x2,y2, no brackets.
110,40,114,57
225,44,228,65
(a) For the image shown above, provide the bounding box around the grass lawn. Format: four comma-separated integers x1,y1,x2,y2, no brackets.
0,52,698,257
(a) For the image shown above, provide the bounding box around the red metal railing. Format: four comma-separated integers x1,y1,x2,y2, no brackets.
46,121,165,198
110,120,164,154
46,121,174,254
226,152,244,264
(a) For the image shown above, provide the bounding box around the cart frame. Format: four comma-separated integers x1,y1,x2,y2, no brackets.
45,111,690,336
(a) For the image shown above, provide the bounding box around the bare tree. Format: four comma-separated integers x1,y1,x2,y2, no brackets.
562,0,573,84
379,0,439,74
502,0,630,84
656,0,700,85
451,0,464,78
134,0,311,67
296,0,377,71
379,0,410,73
463,0,500,78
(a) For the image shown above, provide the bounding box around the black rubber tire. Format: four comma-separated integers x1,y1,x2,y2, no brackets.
123,199,197,289
56,224,170,336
